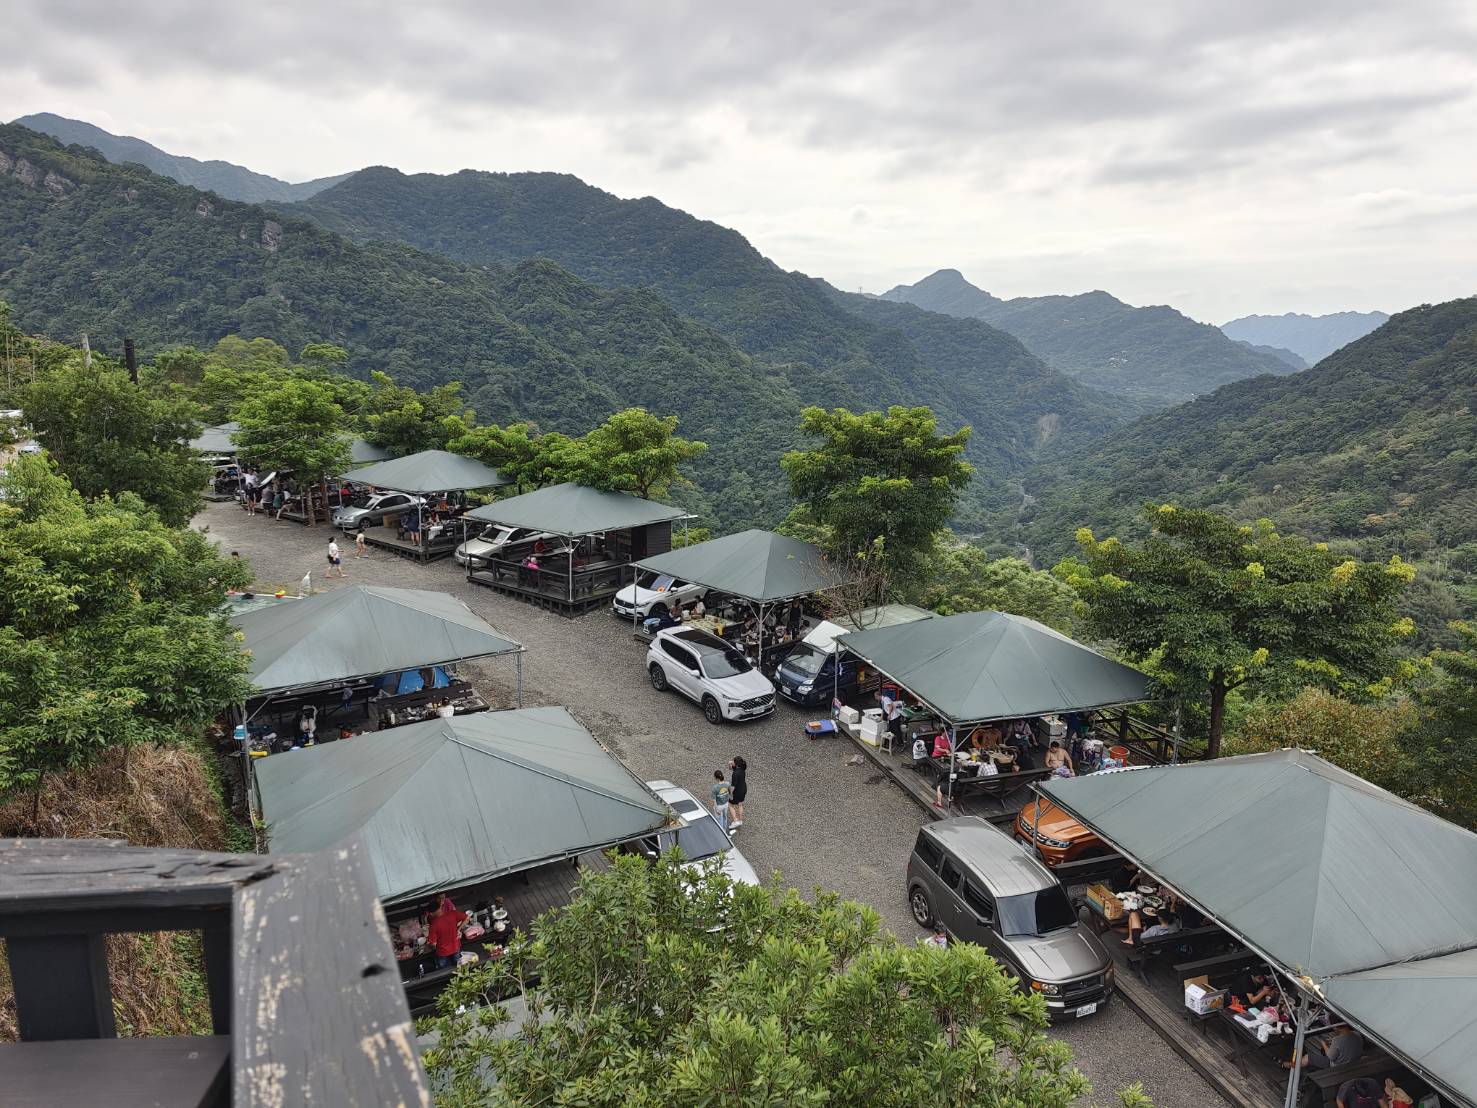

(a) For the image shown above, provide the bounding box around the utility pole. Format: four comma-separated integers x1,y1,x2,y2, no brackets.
80,333,91,370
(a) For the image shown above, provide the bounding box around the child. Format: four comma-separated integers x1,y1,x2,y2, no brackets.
711,769,732,832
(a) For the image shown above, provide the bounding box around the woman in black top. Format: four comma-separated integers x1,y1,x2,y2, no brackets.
728,756,747,829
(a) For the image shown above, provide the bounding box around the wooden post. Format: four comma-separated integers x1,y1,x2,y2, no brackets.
8,933,115,1040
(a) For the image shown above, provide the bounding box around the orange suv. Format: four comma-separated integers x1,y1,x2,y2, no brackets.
1014,797,1107,868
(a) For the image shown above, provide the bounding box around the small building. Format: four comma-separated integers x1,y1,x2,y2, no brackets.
461,482,687,614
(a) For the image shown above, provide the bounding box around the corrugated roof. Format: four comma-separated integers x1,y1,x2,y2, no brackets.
256,707,671,904
464,482,684,536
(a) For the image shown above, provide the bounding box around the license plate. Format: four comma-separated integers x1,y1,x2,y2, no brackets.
1075,1003,1098,1018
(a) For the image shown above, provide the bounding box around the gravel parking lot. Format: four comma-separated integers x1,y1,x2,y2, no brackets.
203,502,1217,1106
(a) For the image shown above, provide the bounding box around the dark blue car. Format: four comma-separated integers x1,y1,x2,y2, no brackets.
773,642,859,707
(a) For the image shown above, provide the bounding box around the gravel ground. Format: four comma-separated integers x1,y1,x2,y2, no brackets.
203,502,1218,1106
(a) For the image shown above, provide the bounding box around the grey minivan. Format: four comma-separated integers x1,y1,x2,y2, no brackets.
907,816,1114,1019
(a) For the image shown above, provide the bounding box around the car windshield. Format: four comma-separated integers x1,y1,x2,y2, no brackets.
636,571,677,592
666,815,730,861
702,649,753,679
784,643,829,678
996,886,1077,937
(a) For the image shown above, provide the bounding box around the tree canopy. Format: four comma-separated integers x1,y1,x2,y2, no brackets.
18,355,206,527
570,407,707,498
0,455,251,794
233,378,350,523
1058,506,1415,756
424,851,1108,1108
782,406,973,588
363,371,465,456
916,542,1081,634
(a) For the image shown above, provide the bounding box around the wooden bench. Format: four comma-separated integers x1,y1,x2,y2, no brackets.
1125,924,1228,982
1051,853,1128,891
938,764,1054,806
1305,1050,1394,1106
1173,947,1265,980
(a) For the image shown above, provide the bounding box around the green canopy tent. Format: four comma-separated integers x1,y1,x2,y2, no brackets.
255,706,672,904
342,449,509,561
232,584,523,699
190,421,240,457
462,483,687,611
629,528,850,660
347,438,391,465
1040,750,1477,1107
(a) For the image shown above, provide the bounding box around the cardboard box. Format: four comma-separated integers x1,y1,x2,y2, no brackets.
1086,883,1125,921
1184,978,1226,1015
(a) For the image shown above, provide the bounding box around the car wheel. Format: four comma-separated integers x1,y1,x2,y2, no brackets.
648,664,668,692
702,696,724,725
910,886,935,928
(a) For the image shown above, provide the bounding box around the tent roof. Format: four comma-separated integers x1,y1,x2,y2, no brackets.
464,482,684,536
256,707,671,903
633,529,847,603
1041,750,1477,979
1321,948,1477,1106
347,438,391,464
345,449,509,493
805,604,936,654
1041,750,1477,1104
232,584,521,695
835,610,1150,725
191,421,239,455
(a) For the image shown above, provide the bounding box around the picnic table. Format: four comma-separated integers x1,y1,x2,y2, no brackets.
1218,1006,1296,1073
1124,924,1228,982
925,757,1053,805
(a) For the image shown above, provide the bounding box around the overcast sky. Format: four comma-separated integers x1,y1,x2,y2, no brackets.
8,1,1476,320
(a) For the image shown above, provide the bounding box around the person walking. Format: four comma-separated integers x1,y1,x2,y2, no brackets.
354,531,369,559
327,538,346,578
728,756,747,829
711,769,732,832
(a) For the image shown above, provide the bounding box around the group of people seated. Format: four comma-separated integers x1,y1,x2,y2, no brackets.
642,596,709,632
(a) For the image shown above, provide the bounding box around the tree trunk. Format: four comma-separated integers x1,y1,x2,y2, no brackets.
1208,678,1227,759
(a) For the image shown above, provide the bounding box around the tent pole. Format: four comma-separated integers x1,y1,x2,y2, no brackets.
947,725,957,804
568,543,574,606
757,602,765,672
1283,996,1309,1108
516,652,524,709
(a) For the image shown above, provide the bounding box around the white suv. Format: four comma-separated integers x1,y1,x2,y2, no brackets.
613,571,708,620
647,627,775,724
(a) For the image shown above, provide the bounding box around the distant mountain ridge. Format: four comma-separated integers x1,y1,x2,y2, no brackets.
1220,310,1389,365
288,164,1139,522
12,113,350,204
880,268,1300,406
1233,339,1307,370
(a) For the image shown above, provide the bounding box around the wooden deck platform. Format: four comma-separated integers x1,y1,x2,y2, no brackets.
466,560,629,615
357,524,458,562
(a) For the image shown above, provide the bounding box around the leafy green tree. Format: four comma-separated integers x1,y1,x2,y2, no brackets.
782,406,973,587
445,418,583,493
1057,506,1415,757
572,407,707,498
363,371,464,456
0,455,251,796
19,356,207,527
299,342,349,373
918,542,1081,634
233,379,350,524
424,851,1096,1108
1403,621,1477,827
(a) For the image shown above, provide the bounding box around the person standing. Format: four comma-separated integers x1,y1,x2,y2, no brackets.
327,538,345,578
728,756,747,829
243,470,258,515
881,688,903,747
355,530,369,559
711,769,732,832
427,895,468,972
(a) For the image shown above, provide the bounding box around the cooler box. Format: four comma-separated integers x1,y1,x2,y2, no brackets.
858,717,886,745
838,706,861,725
862,708,884,723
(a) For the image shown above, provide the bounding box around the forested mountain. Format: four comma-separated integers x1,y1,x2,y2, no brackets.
13,113,349,204
1024,298,1477,637
287,165,1139,521
1233,340,1306,370
1221,310,1390,365
0,124,801,526
880,268,1299,405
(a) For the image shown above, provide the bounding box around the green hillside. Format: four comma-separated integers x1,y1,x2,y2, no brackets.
288,165,1139,521
1024,298,1477,637
13,113,349,203
0,124,801,527
881,268,1299,405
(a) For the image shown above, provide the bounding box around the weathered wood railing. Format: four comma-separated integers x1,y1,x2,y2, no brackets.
1091,706,1204,765
0,836,429,1107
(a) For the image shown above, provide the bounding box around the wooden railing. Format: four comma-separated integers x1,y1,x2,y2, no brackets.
1092,706,1204,765
0,836,428,1107
467,553,634,601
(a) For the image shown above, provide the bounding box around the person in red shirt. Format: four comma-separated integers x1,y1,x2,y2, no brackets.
427,895,468,972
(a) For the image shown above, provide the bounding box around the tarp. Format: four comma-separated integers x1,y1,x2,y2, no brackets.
348,438,392,465
191,421,239,455
256,706,672,903
345,449,509,493
835,610,1150,725
633,529,846,603
232,584,521,695
375,666,451,695
1041,750,1477,1105
464,482,685,537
